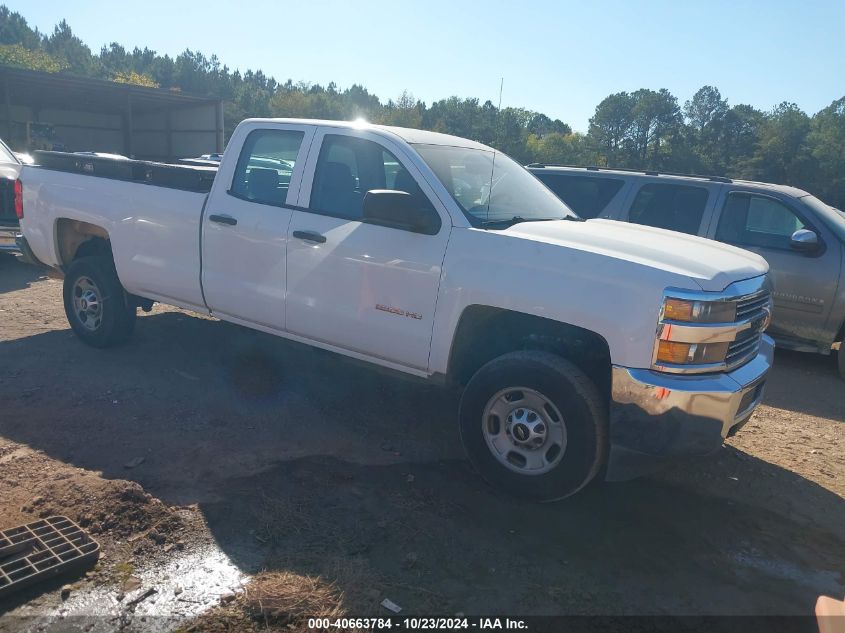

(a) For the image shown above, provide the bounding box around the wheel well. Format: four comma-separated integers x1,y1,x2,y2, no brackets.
56,219,112,267
447,306,612,398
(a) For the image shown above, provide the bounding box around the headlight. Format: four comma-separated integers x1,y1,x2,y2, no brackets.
654,282,773,374
654,295,741,372
662,298,736,323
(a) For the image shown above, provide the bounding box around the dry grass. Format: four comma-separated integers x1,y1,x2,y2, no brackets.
243,571,346,625
183,559,381,633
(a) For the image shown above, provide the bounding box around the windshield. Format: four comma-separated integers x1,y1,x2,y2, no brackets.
801,194,845,243
413,144,576,227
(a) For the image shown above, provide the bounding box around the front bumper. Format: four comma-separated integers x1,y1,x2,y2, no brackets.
606,334,774,481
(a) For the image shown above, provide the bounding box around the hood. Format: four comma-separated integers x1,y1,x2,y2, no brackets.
505,218,768,292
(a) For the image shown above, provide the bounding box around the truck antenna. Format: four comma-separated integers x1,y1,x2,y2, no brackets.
495,77,504,148
487,77,504,226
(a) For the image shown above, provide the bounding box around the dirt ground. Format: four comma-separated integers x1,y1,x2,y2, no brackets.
0,254,843,628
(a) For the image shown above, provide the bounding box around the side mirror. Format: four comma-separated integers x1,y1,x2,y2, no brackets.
362,189,440,235
790,228,820,253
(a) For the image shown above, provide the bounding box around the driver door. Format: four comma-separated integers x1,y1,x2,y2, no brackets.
285,129,451,371
709,190,840,348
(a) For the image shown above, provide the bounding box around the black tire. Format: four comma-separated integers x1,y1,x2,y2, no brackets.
837,345,845,381
63,256,137,348
459,351,608,501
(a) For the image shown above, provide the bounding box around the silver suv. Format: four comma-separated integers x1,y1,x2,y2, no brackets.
528,164,845,379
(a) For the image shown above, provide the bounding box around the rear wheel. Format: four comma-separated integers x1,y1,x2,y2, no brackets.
459,351,608,501
63,256,136,347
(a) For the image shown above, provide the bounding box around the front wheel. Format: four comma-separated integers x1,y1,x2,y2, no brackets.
63,256,137,348
459,351,608,501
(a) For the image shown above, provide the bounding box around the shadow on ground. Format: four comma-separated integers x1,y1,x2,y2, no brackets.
0,254,47,294
1,309,843,615
764,349,844,423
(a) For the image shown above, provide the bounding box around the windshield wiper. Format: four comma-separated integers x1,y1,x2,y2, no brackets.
479,215,583,228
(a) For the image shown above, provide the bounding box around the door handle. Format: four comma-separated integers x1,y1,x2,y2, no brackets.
209,214,238,226
293,230,326,244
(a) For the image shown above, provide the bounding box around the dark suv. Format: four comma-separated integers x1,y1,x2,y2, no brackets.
528,164,845,379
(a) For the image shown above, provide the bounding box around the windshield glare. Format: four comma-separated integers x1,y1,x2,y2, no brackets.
413,144,575,226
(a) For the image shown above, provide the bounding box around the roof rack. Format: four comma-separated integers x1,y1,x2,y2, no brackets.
525,163,732,184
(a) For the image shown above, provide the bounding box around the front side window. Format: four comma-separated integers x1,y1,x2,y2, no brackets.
716,193,807,250
230,129,304,206
628,183,708,235
413,144,575,227
536,174,624,219
310,135,434,222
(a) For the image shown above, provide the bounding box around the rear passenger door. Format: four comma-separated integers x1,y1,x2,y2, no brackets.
202,122,316,330
620,181,719,236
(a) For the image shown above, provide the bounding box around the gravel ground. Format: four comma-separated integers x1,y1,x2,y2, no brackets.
0,254,843,627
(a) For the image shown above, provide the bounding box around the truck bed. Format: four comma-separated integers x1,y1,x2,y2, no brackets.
32,151,217,194
20,157,210,311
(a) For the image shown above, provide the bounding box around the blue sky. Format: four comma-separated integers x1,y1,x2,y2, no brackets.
10,0,845,131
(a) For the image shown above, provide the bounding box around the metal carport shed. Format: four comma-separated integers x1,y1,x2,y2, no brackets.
0,66,224,161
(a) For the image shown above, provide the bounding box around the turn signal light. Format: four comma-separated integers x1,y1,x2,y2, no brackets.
663,298,694,322
657,341,693,364
656,340,731,366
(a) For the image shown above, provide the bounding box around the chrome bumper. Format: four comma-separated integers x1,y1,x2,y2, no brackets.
0,226,19,253
606,334,774,481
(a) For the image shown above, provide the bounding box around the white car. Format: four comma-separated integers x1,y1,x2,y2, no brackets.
17,118,774,499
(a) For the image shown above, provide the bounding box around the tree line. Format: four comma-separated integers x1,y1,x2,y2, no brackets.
1,6,843,209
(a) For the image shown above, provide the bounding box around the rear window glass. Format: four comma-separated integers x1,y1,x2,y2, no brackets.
536,174,624,219
628,183,708,235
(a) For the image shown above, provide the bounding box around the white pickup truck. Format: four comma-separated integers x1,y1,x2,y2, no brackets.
18,118,775,500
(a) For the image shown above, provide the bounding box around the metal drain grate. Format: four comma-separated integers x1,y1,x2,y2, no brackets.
0,516,100,599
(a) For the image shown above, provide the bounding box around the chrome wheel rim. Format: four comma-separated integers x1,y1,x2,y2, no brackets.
72,276,103,332
481,387,567,475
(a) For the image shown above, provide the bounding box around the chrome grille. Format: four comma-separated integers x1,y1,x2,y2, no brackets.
725,290,771,370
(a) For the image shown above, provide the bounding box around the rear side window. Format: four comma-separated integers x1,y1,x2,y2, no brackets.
716,193,807,250
230,129,304,206
536,174,624,219
628,184,708,235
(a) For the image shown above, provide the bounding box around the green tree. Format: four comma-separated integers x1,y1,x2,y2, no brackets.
749,102,815,185
809,97,845,208
0,6,39,48
683,85,729,172
42,19,96,75
626,88,682,168
587,92,635,166
0,43,65,72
